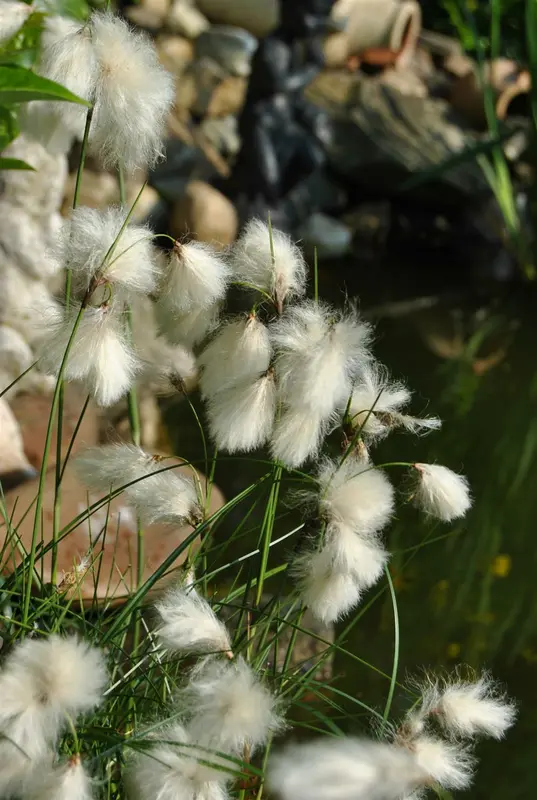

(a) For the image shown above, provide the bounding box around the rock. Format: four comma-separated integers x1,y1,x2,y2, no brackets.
0,397,36,491
190,58,227,117
11,385,99,472
201,115,241,156
167,0,210,38
0,200,61,280
0,134,68,218
173,69,198,113
1,462,226,604
323,32,350,69
197,0,280,38
0,325,33,381
296,212,352,259
195,26,258,77
207,76,247,117
0,261,55,345
62,170,117,214
125,183,161,224
171,180,238,248
126,0,170,31
305,72,490,205
156,34,194,75
380,66,427,98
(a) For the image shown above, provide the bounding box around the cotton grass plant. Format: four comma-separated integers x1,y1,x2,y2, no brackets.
0,5,516,800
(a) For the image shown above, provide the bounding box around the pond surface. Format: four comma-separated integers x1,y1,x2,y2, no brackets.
166,256,537,799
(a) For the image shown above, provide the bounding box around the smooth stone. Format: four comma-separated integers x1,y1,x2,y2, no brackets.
156,34,194,75
171,180,238,248
167,0,210,38
1,463,225,605
207,75,247,117
62,170,117,214
190,57,227,117
11,385,99,472
125,183,161,224
196,0,280,38
195,25,258,77
0,397,35,490
126,0,170,31
201,115,241,156
323,32,351,69
296,212,352,259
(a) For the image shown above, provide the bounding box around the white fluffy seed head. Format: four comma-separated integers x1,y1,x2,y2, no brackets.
207,372,276,453
268,738,425,800
160,242,231,314
349,364,411,439
232,219,306,307
24,757,93,800
318,457,395,535
33,16,98,142
0,2,32,44
156,586,232,656
324,522,388,589
125,723,231,800
271,302,372,418
293,548,362,624
89,12,174,171
413,463,471,522
0,635,107,724
156,303,221,348
181,657,284,756
411,736,474,790
75,444,200,525
425,675,517,740
199,315,272,398
270,407,328,468
138,337,197,394
36,303,140,407
60,206,160,297
75,443,153,491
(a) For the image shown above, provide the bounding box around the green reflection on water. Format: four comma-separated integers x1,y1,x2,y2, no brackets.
166,288,537,799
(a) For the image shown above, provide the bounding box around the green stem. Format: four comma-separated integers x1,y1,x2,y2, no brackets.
52,105,93,586
118,164,145,669
23,306,87,624
382,567,400,724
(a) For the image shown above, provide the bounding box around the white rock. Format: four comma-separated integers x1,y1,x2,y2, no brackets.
0,397,34,482
0,325,33,378
1,134,68,217
0,261,55,345
167,0,210,38
0,201,60,280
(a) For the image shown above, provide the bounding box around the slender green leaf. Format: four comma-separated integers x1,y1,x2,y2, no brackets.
0,65,90,105
0,157,34,170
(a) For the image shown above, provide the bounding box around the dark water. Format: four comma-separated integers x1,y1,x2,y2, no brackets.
166,261,537,799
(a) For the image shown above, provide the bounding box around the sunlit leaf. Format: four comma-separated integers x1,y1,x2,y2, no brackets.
0,65,90,105
0,157,34,170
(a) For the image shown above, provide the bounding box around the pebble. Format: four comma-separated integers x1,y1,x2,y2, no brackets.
167,0,210,39
171,180,238,248
201,115,241,156
196,0,280,38
126,0,171,31
2,462,225,605
0,397,36,489
195,25,258,77
156,33,194,75
207,75,248,117
296,212,352,259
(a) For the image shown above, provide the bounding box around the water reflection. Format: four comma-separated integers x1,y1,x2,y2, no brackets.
166,279,537,799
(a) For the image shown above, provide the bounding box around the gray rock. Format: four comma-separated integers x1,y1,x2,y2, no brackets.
297,213,352,259
195,25,258,77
